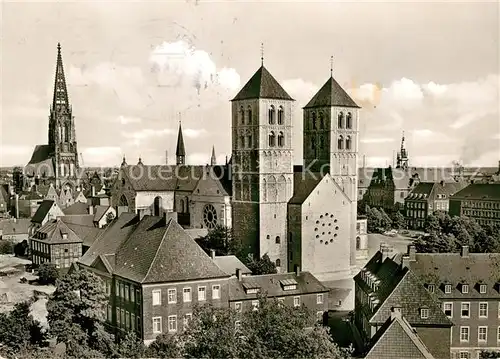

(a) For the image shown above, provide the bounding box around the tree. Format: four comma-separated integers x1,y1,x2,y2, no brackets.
181,305,241,358
37,263,59,285
366,207,384,233
146,333,182,359
14,240,29,257
391,211,406,230
0,240,13,254
246,253,277,275
378,208,392,230
46,269,116,358
413,232,459,253
118,331,145,359
0,301,46,354
240,296,351,359
195,225,241,257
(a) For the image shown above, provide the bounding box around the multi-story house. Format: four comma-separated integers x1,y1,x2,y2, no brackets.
353,243,453,359
228,266,330,325
449,183,500,227
408,245,500,359
405,181,468,229
30,200,64,236
77,213,333,344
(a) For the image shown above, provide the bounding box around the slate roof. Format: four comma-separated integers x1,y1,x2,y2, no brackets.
288,172,324,204
409,252,500,299
31,218,82,244
60,215,94,227
228,271,328,301
114,216,229,284
1,219,31,235
304,76,360,109
355,250,452,327
63,201,89,215
365,313,435,359
358,168,375,189
450,183,500,201
370,167,462,190
231,66,294,101
31,200,57,224
213,255,252,276
63,222,103,247
0,186,9,203
93,205,110,222
406,181,468,201
19,191,44,201
24,145,56,177
78,213,139,268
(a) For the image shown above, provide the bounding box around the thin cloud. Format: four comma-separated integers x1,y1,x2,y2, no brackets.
360,137,395,144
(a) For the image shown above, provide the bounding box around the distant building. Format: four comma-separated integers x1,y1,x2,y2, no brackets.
30,200,65,236
405,181,468,229
353,243,452,359
355,216,368,265
0,185,10,214
408,246,500,359
0,218,31,243
449,183,500,226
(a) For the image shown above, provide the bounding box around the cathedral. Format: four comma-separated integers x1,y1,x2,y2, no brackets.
24,43,80,191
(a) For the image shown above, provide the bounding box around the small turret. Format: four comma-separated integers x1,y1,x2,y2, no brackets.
176,122,186,165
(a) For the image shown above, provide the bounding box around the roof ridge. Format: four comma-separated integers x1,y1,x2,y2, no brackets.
141,218,172,283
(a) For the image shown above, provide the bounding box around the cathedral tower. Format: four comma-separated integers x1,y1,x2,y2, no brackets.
303,64,361,268
231,63,294,271
48,43,80,189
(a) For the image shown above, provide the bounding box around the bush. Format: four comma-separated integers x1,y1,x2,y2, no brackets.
37,263,59,285
0,240,14,254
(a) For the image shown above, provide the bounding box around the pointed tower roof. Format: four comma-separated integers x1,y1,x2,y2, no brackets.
176,122,186,157
52,43,70,110
210,145,216,166
231,66,294,101
304,76,360,109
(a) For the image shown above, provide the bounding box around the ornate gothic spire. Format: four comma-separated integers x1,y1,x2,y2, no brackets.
210,145,216,166
52,43,70,112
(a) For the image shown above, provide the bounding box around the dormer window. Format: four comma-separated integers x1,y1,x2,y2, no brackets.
242,281,260,294
427,284,435,293
444,284,452,294
420,308,429,319
462,284,469,294
479,284,487,294
280,278,298,291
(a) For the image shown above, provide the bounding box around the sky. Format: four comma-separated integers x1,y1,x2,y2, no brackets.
1,0,499,168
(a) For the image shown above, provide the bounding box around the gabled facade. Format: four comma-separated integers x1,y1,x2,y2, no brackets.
30,200,64,236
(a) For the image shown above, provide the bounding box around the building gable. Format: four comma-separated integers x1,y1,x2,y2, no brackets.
91,255,112,274
192,172,228,197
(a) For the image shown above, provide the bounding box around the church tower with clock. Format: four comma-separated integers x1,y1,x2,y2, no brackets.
231,58,294,271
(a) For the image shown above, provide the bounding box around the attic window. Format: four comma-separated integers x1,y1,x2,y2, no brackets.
427,284,435,293
242,281,260,295
444,284,452,294
461,284,469,294
62,233,68,239
280,278,298,291
420,308,429,319
479,284,487,294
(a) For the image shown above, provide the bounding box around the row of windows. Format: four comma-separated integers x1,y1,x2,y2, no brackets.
441,301,500,319
406,201,426,209
152,314,192,334
308,111,353,130
461,200,500,209
310,135,353,151
238,105,285,126
112,306,140,333
406,209,425,218
152,285,221,305
458,325,500,343
462,209,500,219
428,282,491,295
115,281,140,303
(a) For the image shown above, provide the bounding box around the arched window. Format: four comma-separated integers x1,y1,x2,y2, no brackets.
277,132,284,147
346,112,352,129
247,106,252,124
338,112,344,129
277,106,284,125
319,112,324,129
312,113,317,130
275,236,280,244
59,125,63,143
319,135,325,150
268,176,277,202
240,106,245,124
153,196,162,216
247,134,252,148
311,136,316,150
268,105,276,124
119,194,128,207
276,259,281,267
346,136,352,150
240,135,245,148
338,135,344,150
180,199,185,213
356,236,361,250
269,131,276,147
262,178,267,202
121,178,125,187
64,124,69,142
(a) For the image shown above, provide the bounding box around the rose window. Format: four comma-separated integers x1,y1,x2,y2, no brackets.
203,204,218,229
314,212,339,245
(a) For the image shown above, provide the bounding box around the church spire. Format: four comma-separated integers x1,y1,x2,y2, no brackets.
121,155,127,167
260,43,264,67
52,43,70,112
176,119,186,165
396,131,409,170
210,145,216,166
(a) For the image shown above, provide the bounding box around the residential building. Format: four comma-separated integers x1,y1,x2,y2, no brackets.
30,217,102,269
449,183,500,226
0,185,9,214
30,200,64,236
408,245,500,359
353,243,453,359
405,181,468,229
228,266,330,325
0,218,31,243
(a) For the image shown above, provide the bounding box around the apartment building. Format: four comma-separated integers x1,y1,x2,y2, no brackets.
449,183,500,226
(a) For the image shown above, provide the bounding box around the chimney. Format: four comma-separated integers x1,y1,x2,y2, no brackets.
461,245,469,258
380,243,392,262
91,185,95,197
236,268,242,281
295,265,301,276
88,205,94,215
407,245,416,261
210,249,216,260
401,255,410,269
391,306,402,320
